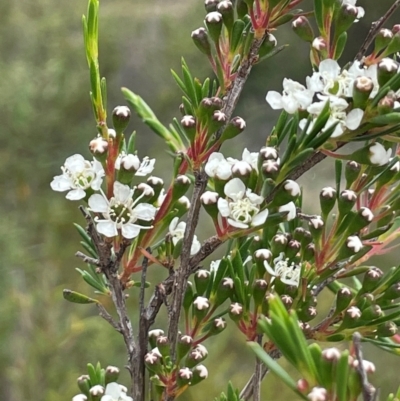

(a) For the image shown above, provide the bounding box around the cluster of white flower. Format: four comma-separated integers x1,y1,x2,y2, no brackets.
266,58,389,138
204,150,269,230
51,152,158,240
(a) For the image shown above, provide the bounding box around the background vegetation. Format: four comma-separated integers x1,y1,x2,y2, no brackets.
1,0,399,399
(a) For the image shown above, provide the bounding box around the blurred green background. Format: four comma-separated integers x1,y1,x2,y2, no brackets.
1,0,400,399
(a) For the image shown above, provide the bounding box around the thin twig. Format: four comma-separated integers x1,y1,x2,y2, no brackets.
132,251,151,401
353,333,377,401
354,0,400,62
75,251,101,266
239,349,282,401
253,335,263,401
96,303,122,332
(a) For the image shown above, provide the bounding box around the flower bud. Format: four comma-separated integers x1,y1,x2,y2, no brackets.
377,58,399,87
271,234,288,254
201,191,219,222
89,136,108,161
229,302,243,322
292,16,314,42
270,180,301,207
335,287,353,314
205,12,223,43
220,116,246,141
319,187,336,218
172,175,191,200
90,385,105,400
214,277,234,306
348,207,373,233
77,375,91,396
183,281,195,311
341,306,362,328
190,365,208,386
308,216,324,241
335,4,358,36
376,321,398,337
217,1,234,31
105,366,120,384
72,395,88,401
144,350,162,373
345,161,361,187
194,270,211,296
258,34,278,59
381,282,400,301
338,189,357,215
262,159,280,179
181,115,197,141
280,294,293,310
312,37,327,51
186,345,208,368
112,106,131,134
352,77,374,109
191,28,212,56
148,329,165,349
374,28,393,53
360,304,382,321
177,334,193,361
205,0,219,12
156,335,170,359
207,317,227,336
193,296,210,321
361,267,383,293
177,367,193,386
253,279,268,307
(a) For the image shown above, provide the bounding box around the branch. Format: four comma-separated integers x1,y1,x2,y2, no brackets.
354,0,400,61
96,303,122,332
75,251,101,267
239,349,282,401
132,251,150,401
353,333,378,401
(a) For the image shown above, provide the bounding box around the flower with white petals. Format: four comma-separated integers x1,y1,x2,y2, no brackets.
51,154,104,200
266,78,314,114
279,202,297,221
369,143,392,166
101,382,133,401
168,217,201,255
88,181,157,239
307,96,364,138
205,152,235,180
264,253,301,287
242,148,259,171
218,178,268,229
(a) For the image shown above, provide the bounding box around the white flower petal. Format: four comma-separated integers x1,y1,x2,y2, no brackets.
134,203,157,221
114,181,132,203
50,175,72,192
121,223,141,239
251,209,269,226
266,91,283,109
227,218,249,229
345,108,364,130
224,178,246,199
88,194,109,213
217,198,230,217
66,188,86,200
96,220,118,237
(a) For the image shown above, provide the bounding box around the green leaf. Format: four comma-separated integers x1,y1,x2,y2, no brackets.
333,32,347,60
336,350,350,401
63,289,98,304
314,0,324,32
248,342,308,400
230,20,245,53
87,363,98,385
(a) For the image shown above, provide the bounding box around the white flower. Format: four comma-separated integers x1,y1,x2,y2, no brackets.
307,96,364,138
168,217,201,255
51,154,105,200
205,152,235,180
230,302,243,315
88,181,157,239
217,178,268,229
266,78,314,114
279,202,297,221
264,252,301,287
101,382,133,401
242,148,259,171
115,153,155,176
369,143,392,166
